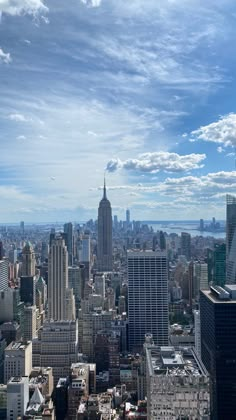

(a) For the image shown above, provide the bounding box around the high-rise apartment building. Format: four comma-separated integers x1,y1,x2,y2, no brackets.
128,250,169,351
226,194,236,283
200,285,236,419
7,376,29,420
64,222,73,266
0,258,8,291
180,232,191,260
21,242,36,277
146,346,210,419
97,180,113,272
4,341,32,383
48,236,75,321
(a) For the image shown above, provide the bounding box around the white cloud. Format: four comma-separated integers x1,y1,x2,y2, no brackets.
217,146,225,153
0,0,48,16
80,0,102,8
8,113,29,122
0,47,11,63
106,152,206,174
102,171,236,201
191,113,236,147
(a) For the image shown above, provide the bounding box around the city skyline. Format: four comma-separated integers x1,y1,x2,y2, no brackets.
2,1,236,222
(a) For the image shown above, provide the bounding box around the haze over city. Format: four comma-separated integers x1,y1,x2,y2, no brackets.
1,0,236,222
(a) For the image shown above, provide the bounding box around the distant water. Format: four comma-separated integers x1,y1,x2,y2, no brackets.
146,222,226,239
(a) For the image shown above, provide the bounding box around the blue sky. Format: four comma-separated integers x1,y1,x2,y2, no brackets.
1,0,236,222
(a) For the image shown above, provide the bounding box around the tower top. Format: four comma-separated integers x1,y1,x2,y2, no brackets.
103,176,107,200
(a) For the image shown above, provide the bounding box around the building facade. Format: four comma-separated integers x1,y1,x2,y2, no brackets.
48,236,74,321
146,346,210,419
128,250,169,351
200,285,236,420
32,320,78,385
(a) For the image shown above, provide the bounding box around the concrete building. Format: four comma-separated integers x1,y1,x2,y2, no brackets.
194,309,201,360
33,320,78,385
23,305,37,342
200,285,236,419
0,258,8,291
97,179,113,272
68,266,83,317
128,250,169,351
0,288,14,324
94,273,105,299
29,367,54,399
48,236,75,321
194,262,208,296
7,376,29,420
67,363,90,420
22,242,36,277
146,346,210,419
4,341,32,383
79,233,91,264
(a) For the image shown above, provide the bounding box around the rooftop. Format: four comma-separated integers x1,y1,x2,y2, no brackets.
146,346,208,377
201,285,236,303
6,341,31,351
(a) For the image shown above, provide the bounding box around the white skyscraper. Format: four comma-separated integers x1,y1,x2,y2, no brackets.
128,250,169,351
48,236,75,321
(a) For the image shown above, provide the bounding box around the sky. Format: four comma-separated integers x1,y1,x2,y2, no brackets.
1,0,236,222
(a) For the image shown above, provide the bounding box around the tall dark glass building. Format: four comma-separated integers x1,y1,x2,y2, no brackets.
207,243,226,287
226,194,236,283
200,285,236,419
97,179,112,272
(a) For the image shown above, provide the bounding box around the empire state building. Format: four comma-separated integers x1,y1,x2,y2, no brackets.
97,179,113,271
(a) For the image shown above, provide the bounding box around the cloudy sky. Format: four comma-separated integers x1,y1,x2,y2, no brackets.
1,0,236,222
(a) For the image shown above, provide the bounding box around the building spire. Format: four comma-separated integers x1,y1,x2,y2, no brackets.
103,175,107,199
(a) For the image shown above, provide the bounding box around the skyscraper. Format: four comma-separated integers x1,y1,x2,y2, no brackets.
180,232,191,260
207,243,226,287
48,236,74,321
0,258,8,291
20,276,36,306
97,179,113,272
64,222,73,266
21,242,36,277
226,194,236,283
200,285,236,419
128,250,169,351
126,209,130,224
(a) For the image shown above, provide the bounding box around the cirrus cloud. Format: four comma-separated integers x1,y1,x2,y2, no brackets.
106,152,206,174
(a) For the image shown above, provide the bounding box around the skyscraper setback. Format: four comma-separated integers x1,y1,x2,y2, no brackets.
97,179,113,272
